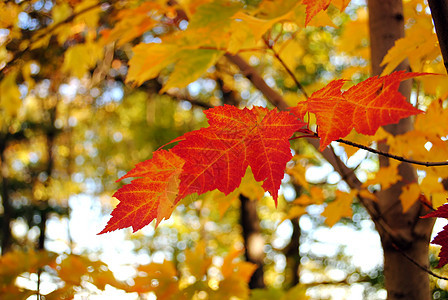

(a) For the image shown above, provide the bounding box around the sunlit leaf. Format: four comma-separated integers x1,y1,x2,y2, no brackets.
321,190,355,227
399,183,420,212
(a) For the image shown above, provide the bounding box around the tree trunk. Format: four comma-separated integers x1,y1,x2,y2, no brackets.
427,0,448,73
0,134,12,255
368,1,435,299
284,216,301,287
240,194,266,289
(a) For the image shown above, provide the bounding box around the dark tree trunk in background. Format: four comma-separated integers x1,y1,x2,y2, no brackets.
427,0,448,73
215,71,266,288
0,136,12,255
368,1,435,299
284,217,301,286
240,194,266,289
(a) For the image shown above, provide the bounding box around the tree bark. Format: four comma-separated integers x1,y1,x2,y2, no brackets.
427,0,448,73
368,1,435,299
240,194,266,289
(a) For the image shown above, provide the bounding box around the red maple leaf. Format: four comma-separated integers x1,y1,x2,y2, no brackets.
291,71,425,150
422,203,448,267
100,106,303,233
173,105,304,204
99,150,184,234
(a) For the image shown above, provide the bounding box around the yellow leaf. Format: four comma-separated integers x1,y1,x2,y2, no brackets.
363,163,402,190
185,241,212,279
74,0,102,29
127,42,178,85
294,186,326,205
161,49,223,93
302,6,335,28
418,65,448,97
188,0,242,30
275,39,305,73
58,255,89,286
432,194,448,209
221,248,256,281
213,248,256,300
0,2,19,28
202,169,265,217
227,19,255,54
337,7,369,57
0,71,21,118
415,99,448,138
204,189,239,217
331,0,350,11
52,2,72,24
232,11,281,43
284,205,307,220
239,168,266,200
255,0,299,19
63,41,104,78
322,190,355,227
283,283,309,300
102,2,162,46
359,189,378,201
399,183,420,212
420,175,448,208
131,260,180,298
341,129,374,158
381,18,440,75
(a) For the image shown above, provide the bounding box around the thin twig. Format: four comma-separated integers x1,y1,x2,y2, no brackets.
337,138,448,167
163,91,213,109
263,38,309,99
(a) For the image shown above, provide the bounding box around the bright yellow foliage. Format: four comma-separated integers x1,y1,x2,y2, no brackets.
322,190,355,227
400,183,421,212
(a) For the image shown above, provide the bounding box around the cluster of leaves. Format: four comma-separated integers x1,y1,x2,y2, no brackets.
94,0,448,271
101,71,425,233
0,250,123,299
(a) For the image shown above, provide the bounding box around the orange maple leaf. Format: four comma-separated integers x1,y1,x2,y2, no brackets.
100,106,303,233
99,150,183,233
291,71,426,150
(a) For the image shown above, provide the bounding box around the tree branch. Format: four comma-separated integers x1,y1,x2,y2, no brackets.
263,38,309,99
224,53,289,111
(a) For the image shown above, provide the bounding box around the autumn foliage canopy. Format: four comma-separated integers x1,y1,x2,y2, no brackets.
3,0,448,298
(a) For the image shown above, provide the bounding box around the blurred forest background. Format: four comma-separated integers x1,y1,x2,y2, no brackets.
1,0,448,299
